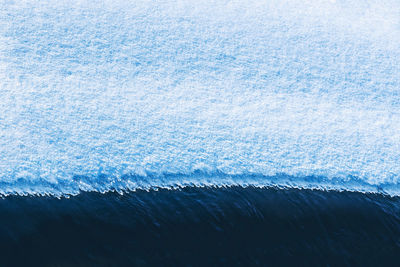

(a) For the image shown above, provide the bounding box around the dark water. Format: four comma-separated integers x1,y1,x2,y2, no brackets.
1,187,400,266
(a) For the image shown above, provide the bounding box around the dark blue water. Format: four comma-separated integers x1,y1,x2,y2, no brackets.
1,187,399,266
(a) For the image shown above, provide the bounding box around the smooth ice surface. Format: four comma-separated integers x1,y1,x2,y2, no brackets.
1,0,400,196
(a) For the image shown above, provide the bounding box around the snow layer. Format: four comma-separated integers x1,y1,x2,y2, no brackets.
1,0,400,196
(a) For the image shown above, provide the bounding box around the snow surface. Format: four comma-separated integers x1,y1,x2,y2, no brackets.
1,0,400,196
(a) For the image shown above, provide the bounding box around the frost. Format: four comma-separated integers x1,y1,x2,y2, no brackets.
0,0,399,195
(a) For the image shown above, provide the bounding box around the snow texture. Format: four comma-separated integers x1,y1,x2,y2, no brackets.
1,0,400,196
